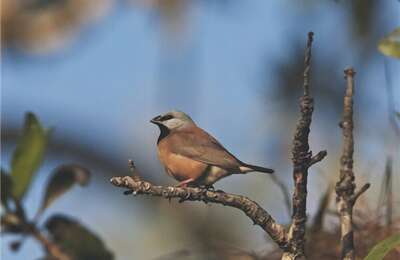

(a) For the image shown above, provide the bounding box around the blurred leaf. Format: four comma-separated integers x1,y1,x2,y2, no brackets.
378,28,400,59
37,164,91,216
364,233,400,260
11,112,50,201
1,168,13,209
45,214,113,260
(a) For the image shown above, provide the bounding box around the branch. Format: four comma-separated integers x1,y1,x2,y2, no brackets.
335,68,370,260
282,31,326,260
1,213,70,260
110,176,288,249
28,224,70,260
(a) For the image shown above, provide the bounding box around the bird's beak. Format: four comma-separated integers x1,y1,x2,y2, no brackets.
150,115,162,124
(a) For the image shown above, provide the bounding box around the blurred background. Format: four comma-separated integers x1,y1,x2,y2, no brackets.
1,0,400,259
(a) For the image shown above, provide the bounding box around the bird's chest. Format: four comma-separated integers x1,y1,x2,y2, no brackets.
157,141,207,181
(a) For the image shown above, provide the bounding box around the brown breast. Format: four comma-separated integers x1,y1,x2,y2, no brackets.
157,137,207,182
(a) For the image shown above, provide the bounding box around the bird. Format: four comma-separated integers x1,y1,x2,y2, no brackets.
150,111,274,187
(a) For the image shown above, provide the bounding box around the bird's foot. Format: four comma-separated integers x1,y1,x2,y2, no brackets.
176,178,195,188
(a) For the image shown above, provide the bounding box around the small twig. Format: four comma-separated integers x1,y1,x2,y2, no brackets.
302,32,313,96
351,183,370,205
384,157,393,227
311,180,334,233
128,159,142,181
110,175,288,249
2,204,70,260
309,150,327,167
270,174,292,217
335,68,370,260
28,224,70,260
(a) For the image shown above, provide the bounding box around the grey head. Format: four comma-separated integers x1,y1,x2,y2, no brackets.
150,111,195,130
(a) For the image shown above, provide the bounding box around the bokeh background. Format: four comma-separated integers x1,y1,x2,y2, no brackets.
1,0,399,259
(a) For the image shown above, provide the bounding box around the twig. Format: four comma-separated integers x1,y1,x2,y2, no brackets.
335,68,370,260
282,31,327,260
270,174,292,217
384,157,393,227
309,151,327,167
110,176,288,249
2,202,69,260
311,180,334,233
28,224,70,260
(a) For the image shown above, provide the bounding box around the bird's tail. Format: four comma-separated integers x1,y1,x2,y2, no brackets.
239,163,274,174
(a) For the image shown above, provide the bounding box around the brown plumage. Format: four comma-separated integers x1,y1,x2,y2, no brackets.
151,111,274,187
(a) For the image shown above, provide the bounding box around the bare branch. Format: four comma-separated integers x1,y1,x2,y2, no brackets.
110,176,288,249
302,32,313,96
283,31,326,260
335,67,369,260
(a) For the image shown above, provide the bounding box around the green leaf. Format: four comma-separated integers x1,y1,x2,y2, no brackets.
378,28,400,59
364,233,400,260
11,112,50,200
1,169,13,209
37,164,90,216
45,214,113,260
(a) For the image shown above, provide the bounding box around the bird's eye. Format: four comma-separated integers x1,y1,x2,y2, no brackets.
160,115,173,121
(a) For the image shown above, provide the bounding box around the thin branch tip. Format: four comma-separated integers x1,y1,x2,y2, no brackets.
309,150,327,166
344,67,356,77
352,183,370,204
308,31,314,41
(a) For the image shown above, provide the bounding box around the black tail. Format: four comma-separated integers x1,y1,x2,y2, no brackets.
240,163,274,174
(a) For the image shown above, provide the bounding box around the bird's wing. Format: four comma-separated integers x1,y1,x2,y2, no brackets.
168,127,242,170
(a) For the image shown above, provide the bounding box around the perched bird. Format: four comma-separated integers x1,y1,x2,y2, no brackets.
151,111,274,187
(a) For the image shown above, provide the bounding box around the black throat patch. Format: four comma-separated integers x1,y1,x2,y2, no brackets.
157,125,170,144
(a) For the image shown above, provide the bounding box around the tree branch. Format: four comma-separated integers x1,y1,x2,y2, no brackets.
28,224,70,260
335,68,370,260
1,211,70,260
282,31,327,260
110,175,288,249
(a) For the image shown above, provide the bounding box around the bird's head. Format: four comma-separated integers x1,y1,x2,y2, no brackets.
150,111,195,130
